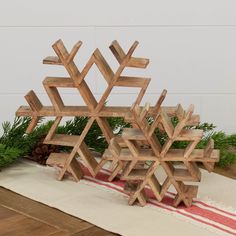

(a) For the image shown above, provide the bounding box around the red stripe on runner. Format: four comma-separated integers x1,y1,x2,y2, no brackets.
84,173,236,235
149,200,236,236
99,165,236,217
79,162,236,234
184,206,236,230
193,200,236,217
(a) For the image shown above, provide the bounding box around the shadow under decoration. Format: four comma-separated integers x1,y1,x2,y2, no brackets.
16,39,219,207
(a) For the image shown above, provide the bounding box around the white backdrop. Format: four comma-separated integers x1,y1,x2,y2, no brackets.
0,0,236,133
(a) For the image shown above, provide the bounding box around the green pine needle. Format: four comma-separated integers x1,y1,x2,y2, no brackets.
0,116,235,169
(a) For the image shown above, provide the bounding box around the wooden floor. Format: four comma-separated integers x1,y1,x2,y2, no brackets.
0,187,117,236
214,162,236,180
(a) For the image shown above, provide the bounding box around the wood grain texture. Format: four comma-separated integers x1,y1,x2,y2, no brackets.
0,187,117,235
100,93,219,207
16,39,219,208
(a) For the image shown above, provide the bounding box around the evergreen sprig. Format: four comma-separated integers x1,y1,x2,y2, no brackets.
0,144,22,168
0,116,235,169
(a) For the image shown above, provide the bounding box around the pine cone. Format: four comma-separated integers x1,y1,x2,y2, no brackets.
29,136,59,165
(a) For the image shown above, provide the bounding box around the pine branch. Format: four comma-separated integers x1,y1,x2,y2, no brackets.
0,116,235,169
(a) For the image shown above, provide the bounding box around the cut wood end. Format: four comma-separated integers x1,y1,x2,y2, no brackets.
109,40,119,47
75,40,83,47
93,48,100,55
24,90,35,98
162,89,167,96
142,58,150,68
127,41,139,56
52,39,63,49
43,56,62,65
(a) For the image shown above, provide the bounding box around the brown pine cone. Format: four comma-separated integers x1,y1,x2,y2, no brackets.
27,136,59,165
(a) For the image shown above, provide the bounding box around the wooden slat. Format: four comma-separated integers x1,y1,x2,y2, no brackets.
148,114,161,136
148,175,162,201
127,57,149,68
173,169,196,181
109,138,121,156
162,149,219,162
108,162,124,182
126,41,139,59
183,140,196,158
136,190,147,206
203,139,217,172
134,80,150,105
77,142,98,175
173,185,198,207
140,103,150,121
43,77,75,87
25,90,43,112
46,153,83,181
52,39,68,56
96,117,114,143
202,162,215,172
176,104,184,121
43,56,63,65
103,148,157,161
115,76,150,87
78,81,98,111
44,116,62,142
204,139,214,157
123,169,147,180
99,106,131,117
160,109,174,137
52,39,80,84
115,136,126,147
93,49,114,84
51,39,98,111
109,40,125,64
184,161,201,181
44,134,80,147
153,89,167,114
44,86,65,111
16,105,179,118
66,41,82,64
122,128,146,141
24,91,42,133
26,117,40,134
172,104,195,138
70,158,84,181
177,129,203,141
160,177,172,198
77,56,94,85
124,140,140,157
57,117,95,181
121,160,137,178
186,114,200,126
46,152,68,166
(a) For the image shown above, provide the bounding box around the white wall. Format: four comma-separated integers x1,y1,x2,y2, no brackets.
0,0,236,133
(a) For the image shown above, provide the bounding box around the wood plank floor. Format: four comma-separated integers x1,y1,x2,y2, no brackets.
214,162,236,180
200,162,236,180
0,187,117,236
